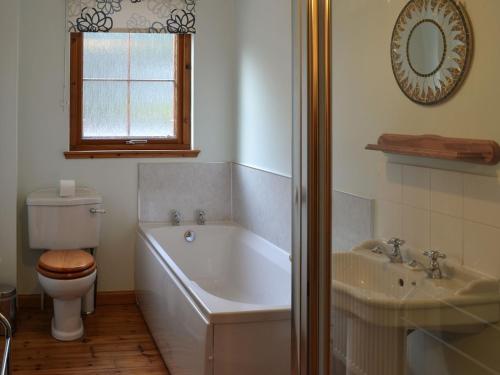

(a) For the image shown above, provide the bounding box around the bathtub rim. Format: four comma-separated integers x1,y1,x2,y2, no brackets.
137,221,291,324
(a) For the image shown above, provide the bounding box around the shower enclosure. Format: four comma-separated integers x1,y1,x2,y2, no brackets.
291,0,500,374
329,0,500,374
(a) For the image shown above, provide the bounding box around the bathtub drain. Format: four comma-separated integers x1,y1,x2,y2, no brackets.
184,230,196,243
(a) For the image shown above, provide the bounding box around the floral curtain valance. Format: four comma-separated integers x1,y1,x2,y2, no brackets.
67,0,197,34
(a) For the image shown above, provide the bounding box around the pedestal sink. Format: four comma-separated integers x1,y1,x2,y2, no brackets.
331,241,500,375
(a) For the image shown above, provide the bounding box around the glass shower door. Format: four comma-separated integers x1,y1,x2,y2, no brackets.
330,0,500,374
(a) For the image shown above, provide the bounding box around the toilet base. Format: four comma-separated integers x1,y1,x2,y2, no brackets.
37,270,96,341
51,298,84,341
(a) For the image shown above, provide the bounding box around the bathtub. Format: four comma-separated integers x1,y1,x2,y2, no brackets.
135,223,291,375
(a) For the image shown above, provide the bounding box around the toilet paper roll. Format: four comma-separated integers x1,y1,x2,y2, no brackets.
59,180,76,197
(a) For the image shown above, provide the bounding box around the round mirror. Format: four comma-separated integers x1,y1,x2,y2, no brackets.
408,21,445,76
391,0,472,105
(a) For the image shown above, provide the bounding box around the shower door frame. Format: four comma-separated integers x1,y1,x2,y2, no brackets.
291,0,332,374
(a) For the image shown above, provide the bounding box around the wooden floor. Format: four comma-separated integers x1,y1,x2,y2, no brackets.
8,304,170,375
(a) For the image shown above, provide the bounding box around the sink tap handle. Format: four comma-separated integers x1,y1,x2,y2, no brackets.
423,250,446,261
423,250,446,279
384,238,405,263
387,238,405,248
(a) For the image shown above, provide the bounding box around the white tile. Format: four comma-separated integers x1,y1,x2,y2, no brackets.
402,205,430,251
430,213,463,264
464,174,500,228
464,221,500,278
430,169,463,218
374,200,402,241
402,166,430,209
232,164,292,251
333,191,374,251
376,162,402,203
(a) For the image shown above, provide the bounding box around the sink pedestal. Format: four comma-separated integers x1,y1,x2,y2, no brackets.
333,310,407,375
346,319,406,375
331,247,500,375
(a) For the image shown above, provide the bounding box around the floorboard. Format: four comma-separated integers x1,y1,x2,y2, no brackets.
6,304,170,375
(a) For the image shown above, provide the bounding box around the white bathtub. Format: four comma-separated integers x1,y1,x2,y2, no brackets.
135,223,291,375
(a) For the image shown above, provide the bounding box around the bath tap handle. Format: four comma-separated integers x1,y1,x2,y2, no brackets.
171,210,181,226
197,209,206,225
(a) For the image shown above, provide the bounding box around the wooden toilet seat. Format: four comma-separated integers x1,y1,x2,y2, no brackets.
37,250,96,280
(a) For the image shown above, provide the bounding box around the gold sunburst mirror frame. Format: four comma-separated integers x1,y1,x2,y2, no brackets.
391,0,472,105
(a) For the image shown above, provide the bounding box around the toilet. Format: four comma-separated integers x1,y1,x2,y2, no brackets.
27,187,103,341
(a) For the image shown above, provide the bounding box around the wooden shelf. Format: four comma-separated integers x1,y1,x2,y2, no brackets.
366,134,500,165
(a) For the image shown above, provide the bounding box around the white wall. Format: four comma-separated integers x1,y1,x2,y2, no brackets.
17,0,235,293
233,0,292,177
332,0,500,275
333,0,500,200
332,1,500,373
0,0,19,287
15,0,292,293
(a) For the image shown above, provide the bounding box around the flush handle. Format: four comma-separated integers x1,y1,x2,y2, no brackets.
89,208,106,214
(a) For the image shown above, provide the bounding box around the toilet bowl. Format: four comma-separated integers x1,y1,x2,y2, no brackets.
36,250,97,341
27,187,104,340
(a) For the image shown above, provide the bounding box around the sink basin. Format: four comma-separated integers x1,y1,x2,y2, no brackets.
331,240,500,374
332,240,500,330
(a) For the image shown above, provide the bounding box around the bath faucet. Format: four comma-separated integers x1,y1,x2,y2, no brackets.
197,209,206,225
171,210,181,226
385,238,405,263
422,250,446,279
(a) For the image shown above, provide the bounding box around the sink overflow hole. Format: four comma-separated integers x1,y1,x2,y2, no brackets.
398,278,404,287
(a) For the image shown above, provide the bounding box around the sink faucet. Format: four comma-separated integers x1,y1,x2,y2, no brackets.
170,210,181,226
197,209,206,225
385,238,405,263
422,250,446,279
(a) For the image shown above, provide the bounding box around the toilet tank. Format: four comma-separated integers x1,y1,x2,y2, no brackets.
27,187,103,250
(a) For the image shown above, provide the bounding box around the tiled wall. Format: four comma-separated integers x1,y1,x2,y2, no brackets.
232,164,291,252
138,163,292,252
376,162,500,278
332,191,374,252
138,163,231,222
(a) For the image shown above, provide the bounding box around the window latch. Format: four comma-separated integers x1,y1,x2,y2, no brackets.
125,140,148,145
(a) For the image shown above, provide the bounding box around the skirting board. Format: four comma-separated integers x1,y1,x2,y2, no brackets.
18,291,136,309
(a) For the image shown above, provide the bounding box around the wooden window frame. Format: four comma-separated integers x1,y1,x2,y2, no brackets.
66,32,199,159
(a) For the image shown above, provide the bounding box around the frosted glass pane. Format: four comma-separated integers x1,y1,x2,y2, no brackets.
130,82,174,138
130,34,174,81
83,82,128,138
83,33,128,79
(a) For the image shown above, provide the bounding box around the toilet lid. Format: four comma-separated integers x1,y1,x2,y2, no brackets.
37,250,96,280
39,250,94,272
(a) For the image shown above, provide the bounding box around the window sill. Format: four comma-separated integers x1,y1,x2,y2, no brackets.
64,149,201,159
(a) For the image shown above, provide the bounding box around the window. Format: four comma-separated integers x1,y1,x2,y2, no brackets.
67,32,197,158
